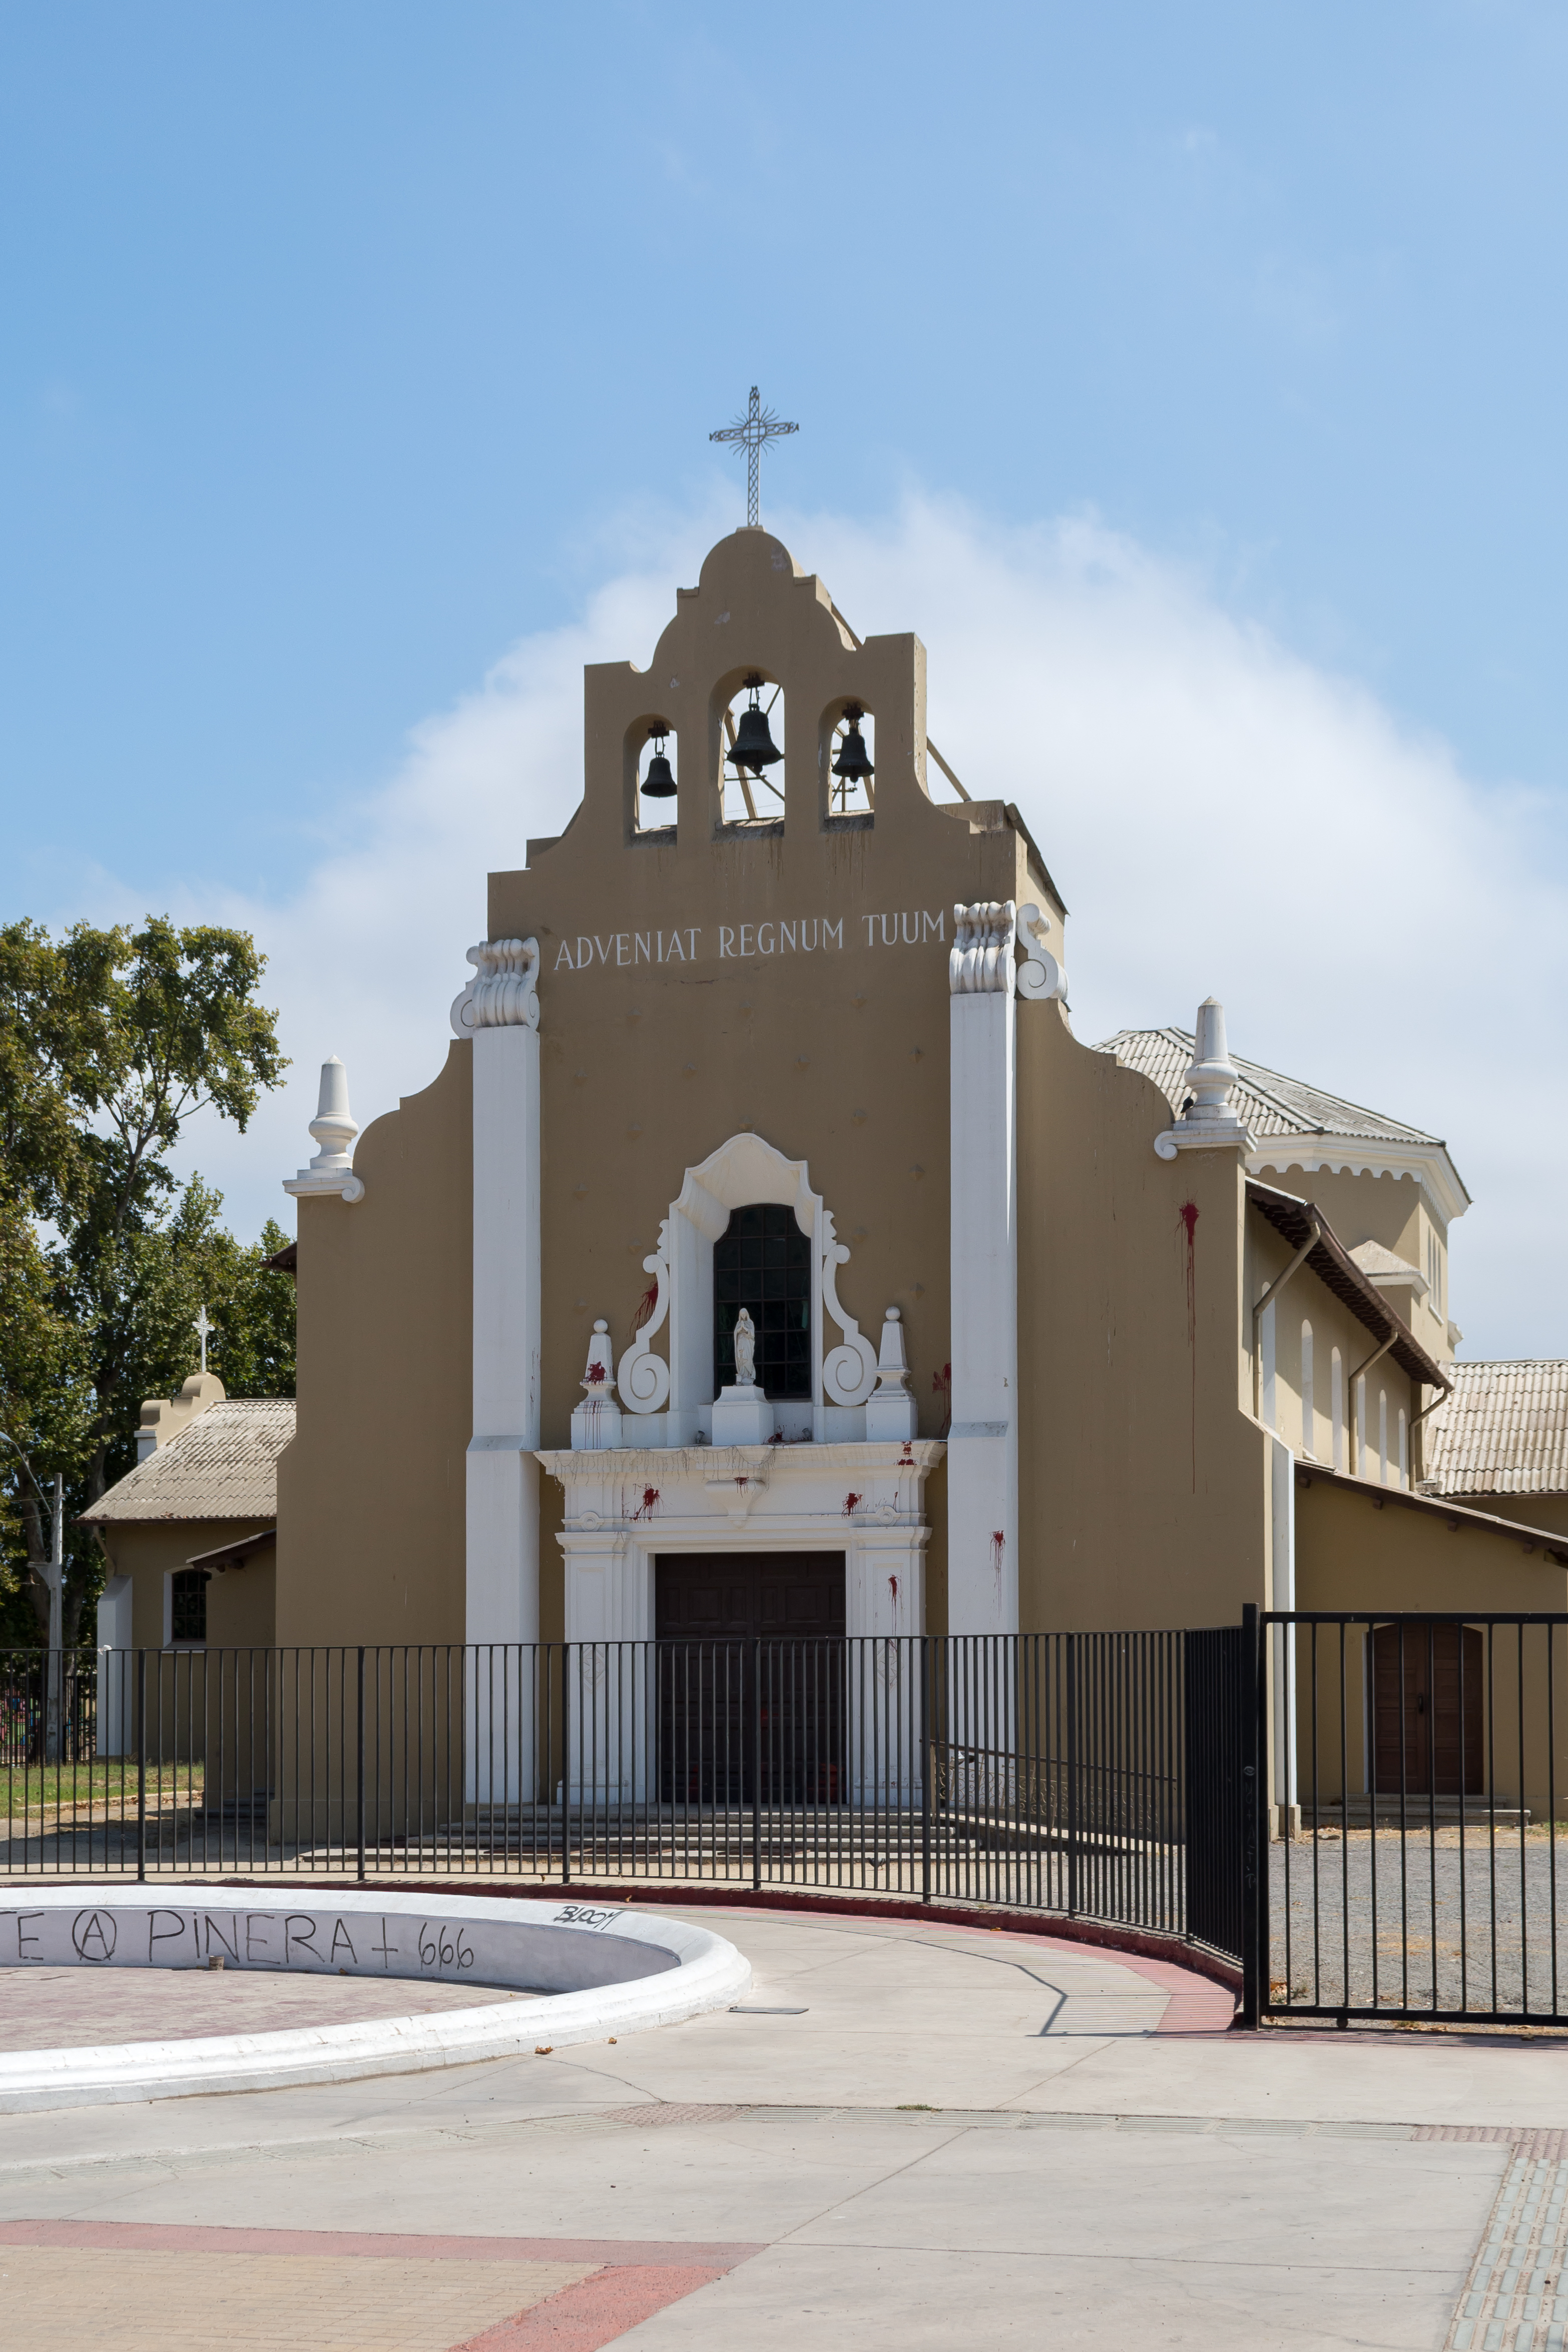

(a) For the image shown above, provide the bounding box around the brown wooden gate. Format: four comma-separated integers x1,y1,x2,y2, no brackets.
1372,1621,1483,1796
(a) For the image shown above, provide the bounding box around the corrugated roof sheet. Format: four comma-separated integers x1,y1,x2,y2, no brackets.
82,1399,294,1523
1422,1361,1568,1498
1096,1026,1445,1148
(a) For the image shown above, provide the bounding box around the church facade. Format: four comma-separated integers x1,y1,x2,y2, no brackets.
256,526,1567,1673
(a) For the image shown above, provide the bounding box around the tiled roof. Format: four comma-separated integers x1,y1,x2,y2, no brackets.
1422,1362,1568,1498
1095,1027,1445,1149
82,1400,294,1523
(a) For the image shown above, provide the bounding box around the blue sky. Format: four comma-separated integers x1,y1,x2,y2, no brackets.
4,3,1567,1349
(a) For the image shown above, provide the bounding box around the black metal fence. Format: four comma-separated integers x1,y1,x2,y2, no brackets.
23,1613,1561,2029
1251,1609,1568,2028
1,1632,1236,1966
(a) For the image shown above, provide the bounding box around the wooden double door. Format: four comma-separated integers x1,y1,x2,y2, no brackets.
1372,1622,1483,1797
654,1553,846,1806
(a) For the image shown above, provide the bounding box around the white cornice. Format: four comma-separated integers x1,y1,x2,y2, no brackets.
1248,1135,1470,1227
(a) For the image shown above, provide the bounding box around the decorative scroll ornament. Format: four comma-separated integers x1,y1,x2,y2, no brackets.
820,1210,879,1405
949,901,1017,995
1014,902,1068,1004
618,1224,672,1413
450,937,540,1038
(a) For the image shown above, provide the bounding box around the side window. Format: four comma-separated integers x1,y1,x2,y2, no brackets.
714,1204,811,1398
170,1567,208,1645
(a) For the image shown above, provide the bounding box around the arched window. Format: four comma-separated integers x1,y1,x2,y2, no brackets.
1331,1347,1344,1471
714,1204,811,1398
1300,1320,1315,1459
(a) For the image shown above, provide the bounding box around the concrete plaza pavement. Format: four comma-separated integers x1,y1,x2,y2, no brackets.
2,1900,1565,2347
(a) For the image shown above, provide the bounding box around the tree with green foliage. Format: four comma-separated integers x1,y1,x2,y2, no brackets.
0,917,291,1647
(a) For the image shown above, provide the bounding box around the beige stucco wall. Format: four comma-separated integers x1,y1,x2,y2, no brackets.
275,1047,472,1646
1015,1007,1270,1630
1448,1491,1568,1539
1294,1472,1568,1814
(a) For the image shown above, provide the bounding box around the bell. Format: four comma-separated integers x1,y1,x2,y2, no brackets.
832,704,874,783
642,729,676,799
730,675,782,776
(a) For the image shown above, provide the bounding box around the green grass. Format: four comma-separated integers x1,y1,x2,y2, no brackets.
1,1761,205,1809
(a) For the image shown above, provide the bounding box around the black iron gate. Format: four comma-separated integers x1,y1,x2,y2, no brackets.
1249,1609,1568,2029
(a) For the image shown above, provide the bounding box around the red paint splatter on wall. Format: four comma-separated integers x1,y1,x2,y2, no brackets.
1180,1201,1199,1492
630,1487,660,1521
630,1281,660,1335
586,1361,606,1385
990,1530,1005,1575
932,1362,952,1440
843,1492,863,1517
889,1575,899,1606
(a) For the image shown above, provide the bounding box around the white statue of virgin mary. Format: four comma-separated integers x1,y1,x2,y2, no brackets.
732,1306,757,1388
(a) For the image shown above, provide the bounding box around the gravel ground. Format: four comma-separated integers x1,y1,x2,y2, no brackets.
1270,1828,1568,2017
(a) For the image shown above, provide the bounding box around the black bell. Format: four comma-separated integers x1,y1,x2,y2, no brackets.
730,674,782,776
832,704,874,783
642,727,676,798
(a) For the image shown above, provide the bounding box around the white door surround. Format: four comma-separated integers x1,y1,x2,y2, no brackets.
540,1438,943,1670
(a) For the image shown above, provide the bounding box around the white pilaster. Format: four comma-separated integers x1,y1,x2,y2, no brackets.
946,903,1019,1636
453,939,542,1804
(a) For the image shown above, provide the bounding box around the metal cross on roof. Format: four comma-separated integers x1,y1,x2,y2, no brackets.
193,1304,213,1375
709,386,798,528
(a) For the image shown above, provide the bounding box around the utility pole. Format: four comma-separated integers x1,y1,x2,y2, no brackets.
45,1472,64,1765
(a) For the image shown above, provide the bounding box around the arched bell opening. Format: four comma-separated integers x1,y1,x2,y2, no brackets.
820,698,876,826
716,670,786,829
625,715,678,840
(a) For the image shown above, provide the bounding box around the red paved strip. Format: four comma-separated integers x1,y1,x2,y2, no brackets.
1101,1951,1238,2034
0,2218,759,2269
455,2264,726,2349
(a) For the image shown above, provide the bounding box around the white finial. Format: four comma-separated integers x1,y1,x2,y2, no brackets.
283,1055,365,1202
193,1304,213,1375
866,1305,919,1441
1154,998,1253,1159
581,1319,617,1396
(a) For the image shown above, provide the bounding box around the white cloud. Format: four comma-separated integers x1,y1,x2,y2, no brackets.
153,496,1564,1357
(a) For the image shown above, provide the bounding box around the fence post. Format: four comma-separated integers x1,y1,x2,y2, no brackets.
1240,1602,1261,2028
136,1649,147,1885
1066,1633,1080,1918
355,1646,366,1884
561,1646,571,1887
920,1634,932,1906
751,1637,763,1895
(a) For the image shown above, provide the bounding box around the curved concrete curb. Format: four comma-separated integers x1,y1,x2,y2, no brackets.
0,1888,750,2113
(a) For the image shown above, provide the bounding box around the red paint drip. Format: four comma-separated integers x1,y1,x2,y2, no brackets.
630,1486,660,1522
990,1530,1005,1573
1180,1201,1199,1492
630,1281,660,1334
933,1361,952,1440
843,1492,862,1517
889,1575,899,1605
